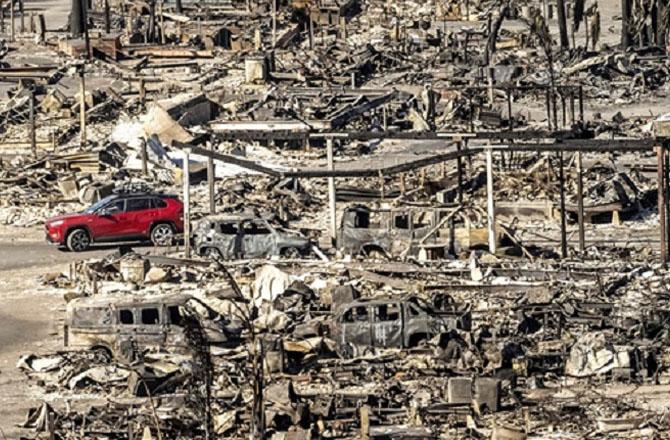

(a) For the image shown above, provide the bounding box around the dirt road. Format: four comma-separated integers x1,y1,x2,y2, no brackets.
0,226,139,437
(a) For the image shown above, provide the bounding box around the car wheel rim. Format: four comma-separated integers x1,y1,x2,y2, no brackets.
71,232,89,251
153,226,173,245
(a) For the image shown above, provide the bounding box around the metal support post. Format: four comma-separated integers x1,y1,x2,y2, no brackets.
208,142,216,214
558,151,567,258
486,148,496,254
29,90,36,157
79,67,86,146
327,138,337,248
141,139,148,175
183,147,191,258
576,151,585,253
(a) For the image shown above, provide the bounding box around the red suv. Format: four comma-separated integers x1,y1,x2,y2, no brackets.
45,193,184,251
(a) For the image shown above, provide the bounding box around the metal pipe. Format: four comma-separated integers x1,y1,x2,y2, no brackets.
183,147,191,259
576,151,585,253
486,148,496,254
457,141,463,204
327,138,337,247
507,91,513,131
79,67,86,146
29,90,36,157
658,145,667,262
208,142,215,214
141,139,148,175
558,151,567,258
665,146,670,256
271,0,276,48
10,0,14,42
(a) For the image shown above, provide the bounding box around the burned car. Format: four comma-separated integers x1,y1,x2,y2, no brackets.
193,214,311,259
64,293,239,360
338,204,494,259
330,295,471,351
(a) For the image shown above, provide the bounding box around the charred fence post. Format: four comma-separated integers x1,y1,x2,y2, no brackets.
486,147,496,254
183,147,191,258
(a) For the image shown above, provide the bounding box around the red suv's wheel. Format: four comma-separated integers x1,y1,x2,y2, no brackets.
66,228,91,252
151,223,174,246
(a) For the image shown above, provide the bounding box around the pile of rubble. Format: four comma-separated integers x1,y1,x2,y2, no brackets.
10,251,670,438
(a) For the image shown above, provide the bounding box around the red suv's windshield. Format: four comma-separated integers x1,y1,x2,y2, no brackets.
83,195,118,214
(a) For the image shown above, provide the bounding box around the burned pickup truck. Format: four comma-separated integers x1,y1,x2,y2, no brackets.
193,214,311,259
330,295,471,351
64,293,240,360
338,204,493,260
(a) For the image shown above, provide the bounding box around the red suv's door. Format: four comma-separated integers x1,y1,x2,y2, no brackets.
125,197,156,237
91,198,131,239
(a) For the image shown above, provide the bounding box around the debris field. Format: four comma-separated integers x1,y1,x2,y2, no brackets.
3,0,670,438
